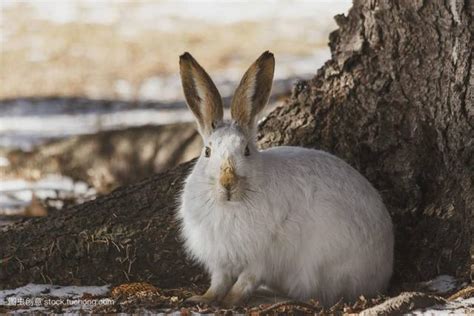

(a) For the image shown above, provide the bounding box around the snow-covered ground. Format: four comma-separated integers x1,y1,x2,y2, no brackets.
0,284,111,313
0,174,96,227
412,275,473,315
413,297,474,315
423,275,460,294
0,100,193,150
0,175,95,211
0,75,306,151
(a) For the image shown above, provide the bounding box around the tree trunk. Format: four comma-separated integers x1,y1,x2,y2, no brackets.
1,0,472,291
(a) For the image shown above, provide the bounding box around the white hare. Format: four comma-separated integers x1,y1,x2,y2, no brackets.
177,51,394,308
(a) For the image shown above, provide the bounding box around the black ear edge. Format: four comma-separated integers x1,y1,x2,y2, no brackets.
179,52,194,63
257,51,274,62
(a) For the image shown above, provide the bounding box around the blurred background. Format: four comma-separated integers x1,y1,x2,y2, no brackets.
0,0,350,224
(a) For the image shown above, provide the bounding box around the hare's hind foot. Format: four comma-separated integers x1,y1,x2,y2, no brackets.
185,274,233,306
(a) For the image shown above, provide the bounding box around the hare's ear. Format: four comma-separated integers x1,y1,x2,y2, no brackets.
231,51,274,133
180,52,223,137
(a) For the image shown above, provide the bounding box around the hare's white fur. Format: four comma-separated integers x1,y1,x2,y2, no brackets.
177,52,394,307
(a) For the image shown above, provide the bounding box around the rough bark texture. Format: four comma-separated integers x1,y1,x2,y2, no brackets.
1,0,472,293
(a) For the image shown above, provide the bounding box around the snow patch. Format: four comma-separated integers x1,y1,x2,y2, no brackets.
0,109,194,151
0,73,303,151
0,174,96,216
0,284,112,313
114,79,134,100
423,275,458,294
0,156,10,167
413,297,474,315
0,283,110,304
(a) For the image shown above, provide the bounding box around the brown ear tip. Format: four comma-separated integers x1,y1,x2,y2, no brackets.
180,52,193,62
261,50,274,60
257,51,275,66
263,50,273,57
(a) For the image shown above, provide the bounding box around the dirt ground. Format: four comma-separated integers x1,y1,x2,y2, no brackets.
1,281,472,314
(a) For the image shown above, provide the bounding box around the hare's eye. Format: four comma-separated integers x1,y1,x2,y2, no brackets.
244,145,250,157
204,146,211,158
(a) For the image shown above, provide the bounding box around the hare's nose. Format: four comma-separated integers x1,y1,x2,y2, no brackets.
219,158,237,190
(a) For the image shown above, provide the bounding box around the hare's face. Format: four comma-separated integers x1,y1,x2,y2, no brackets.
199,123,258,202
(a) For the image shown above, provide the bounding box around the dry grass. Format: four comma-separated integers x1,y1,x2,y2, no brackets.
0,2,332,100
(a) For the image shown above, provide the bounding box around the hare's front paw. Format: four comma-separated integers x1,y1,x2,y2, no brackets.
220,292,245,308
220,272,258,308
185,294,216,305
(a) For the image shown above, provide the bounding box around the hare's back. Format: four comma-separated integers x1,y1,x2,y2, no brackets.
262,146,367,184
261,146,385,212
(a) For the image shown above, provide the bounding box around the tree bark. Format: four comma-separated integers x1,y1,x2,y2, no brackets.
1,0,472,290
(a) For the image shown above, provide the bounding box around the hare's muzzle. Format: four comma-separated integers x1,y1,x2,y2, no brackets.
219,158,237,193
